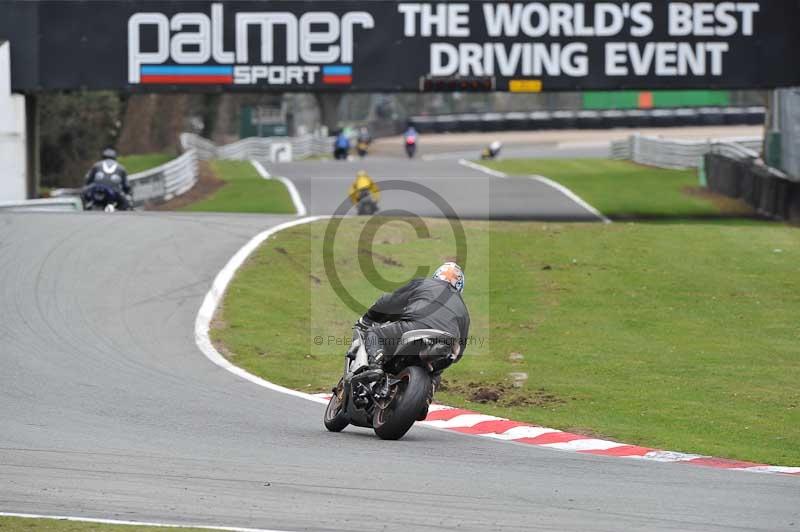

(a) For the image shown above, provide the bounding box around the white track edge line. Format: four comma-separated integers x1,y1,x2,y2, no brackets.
529,174,612,224
0,512,290,532
423,151,475,161
457,159,611,224
250,160,271,179
457,158,507,178
189,216,545,441
250,160,308,217
191,203,798,477
195,215,329,405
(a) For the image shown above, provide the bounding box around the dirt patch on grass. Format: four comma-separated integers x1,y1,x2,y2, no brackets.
146,160,225,211
682,187,758,217
440,379,567,409
273,246,321,284
471,387,503,403
358,247,403,267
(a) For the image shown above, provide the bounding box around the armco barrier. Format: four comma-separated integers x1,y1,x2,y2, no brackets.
705,151,800,221
610,134,763,169
181,132,334,161
410,106,765,134
47,150,199,209
128,149,198,206
0,197,83,212
41,129,328,211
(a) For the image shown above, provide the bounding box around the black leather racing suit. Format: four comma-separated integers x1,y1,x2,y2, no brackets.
84,159,131,209
362,277,469,411
362,277,470,396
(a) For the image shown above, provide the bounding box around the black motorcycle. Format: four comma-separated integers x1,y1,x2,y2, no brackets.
82,184,125,212
324,324,459,440
356,189,378,215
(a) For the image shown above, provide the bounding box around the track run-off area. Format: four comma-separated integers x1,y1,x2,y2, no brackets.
1,151,798,531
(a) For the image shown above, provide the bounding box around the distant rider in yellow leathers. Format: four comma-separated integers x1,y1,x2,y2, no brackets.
348,170,380,215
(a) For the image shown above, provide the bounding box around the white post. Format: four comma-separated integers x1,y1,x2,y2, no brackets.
0,41,27,201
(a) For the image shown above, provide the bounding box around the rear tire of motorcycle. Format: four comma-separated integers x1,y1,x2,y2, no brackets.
324,385,349,432
373,366,431,441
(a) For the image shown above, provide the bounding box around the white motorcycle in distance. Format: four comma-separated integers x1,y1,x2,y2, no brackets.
481,140,503,160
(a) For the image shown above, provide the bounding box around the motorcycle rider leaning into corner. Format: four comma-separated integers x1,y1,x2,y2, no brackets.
359,262,470,417
84,147,132,210
348,170,380,205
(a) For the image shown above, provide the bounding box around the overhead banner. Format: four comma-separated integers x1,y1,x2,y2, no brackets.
2,1,800,92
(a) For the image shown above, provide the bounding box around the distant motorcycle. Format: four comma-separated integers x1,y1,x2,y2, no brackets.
324,322,459,440
481,141,502,160
333,146,349,160
356,140,369,158
82,184,127,212
333,133,351,160
356,189,378,215
404,135,417,159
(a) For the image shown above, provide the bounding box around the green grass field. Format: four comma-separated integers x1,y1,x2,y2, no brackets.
212,217,800,465
481,158,746,220
118,153,173,174
181,160,296,214
0,516,209,531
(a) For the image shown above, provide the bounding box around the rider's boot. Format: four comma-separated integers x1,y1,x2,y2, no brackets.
368,349,387,369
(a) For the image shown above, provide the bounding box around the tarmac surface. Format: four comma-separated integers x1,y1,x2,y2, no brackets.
263,157,603,221
1,141,796,531
1,209,798,532
265,125,762,222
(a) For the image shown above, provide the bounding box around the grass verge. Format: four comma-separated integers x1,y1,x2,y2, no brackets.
480,158,754,220
118,153,173,174
0,516,210,531
180,160,295,214
212,218,799,465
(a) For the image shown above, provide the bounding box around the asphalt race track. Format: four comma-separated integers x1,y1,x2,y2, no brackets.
1,169,798,530
264,157,602,221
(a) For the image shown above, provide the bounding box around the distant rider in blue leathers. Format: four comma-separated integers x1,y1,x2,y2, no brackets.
334,131,350,160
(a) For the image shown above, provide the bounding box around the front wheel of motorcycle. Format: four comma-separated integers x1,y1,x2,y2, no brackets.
324,381,350,432
373,366,431,440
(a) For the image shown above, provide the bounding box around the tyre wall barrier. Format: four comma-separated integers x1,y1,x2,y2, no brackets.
410,106,764,135
705,152,800,221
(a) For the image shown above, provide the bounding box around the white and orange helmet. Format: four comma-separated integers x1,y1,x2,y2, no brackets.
433,262,465,293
